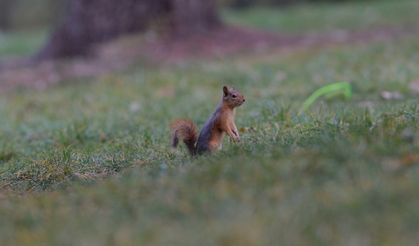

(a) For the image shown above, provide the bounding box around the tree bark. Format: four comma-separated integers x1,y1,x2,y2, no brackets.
36,0,220,60
0,0,14,31
171,0,220,35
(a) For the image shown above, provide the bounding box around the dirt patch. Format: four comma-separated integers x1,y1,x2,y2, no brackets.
125,25,419,61
1,25,419,92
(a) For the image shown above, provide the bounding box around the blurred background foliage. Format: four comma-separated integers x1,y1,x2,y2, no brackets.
220,0,374,8
0,0,64,30
0,0,376,31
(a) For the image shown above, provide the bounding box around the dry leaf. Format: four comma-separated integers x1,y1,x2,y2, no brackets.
380,91,403,100
409,79,419,94
401,154,418,167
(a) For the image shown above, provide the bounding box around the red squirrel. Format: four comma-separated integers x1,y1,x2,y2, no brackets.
170,86,245,155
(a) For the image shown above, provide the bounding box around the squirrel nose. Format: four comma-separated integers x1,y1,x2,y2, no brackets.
243,98,246,102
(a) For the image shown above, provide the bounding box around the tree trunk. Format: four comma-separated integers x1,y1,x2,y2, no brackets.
0,0,14,31
36,0,220,60
171,0,220,35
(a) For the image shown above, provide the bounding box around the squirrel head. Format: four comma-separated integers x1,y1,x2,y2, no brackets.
222,86,245,108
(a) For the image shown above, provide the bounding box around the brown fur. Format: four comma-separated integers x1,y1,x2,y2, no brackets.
170,86,245,155
170,119,198,155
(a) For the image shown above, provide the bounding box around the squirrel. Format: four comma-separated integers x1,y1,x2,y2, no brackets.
170,86,245,155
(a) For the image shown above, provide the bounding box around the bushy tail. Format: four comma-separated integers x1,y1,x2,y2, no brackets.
170,119,198,155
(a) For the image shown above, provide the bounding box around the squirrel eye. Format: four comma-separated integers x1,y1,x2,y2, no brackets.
232,94,237,98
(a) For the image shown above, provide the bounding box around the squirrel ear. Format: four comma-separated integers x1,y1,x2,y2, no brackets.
223,86,229,97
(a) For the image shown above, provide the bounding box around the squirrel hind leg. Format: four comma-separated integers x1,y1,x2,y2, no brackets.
171,131,179,148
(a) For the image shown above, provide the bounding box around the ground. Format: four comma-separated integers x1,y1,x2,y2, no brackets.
0,0,419,245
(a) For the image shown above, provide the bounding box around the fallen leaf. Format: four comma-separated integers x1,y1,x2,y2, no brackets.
409,79,419,94
358,101,374,110
380,91,403,100
133,160,148,166
129,101,142,112
401,154,419,167
156,85,175,98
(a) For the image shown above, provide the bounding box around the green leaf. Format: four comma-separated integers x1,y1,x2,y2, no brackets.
299,82,352,114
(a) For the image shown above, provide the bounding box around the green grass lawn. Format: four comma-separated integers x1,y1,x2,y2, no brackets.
0,30,46,59
223,0,419,33
1,1,419,245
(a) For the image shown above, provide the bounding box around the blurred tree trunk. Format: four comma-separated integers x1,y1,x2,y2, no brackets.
36,0,220,60
0,0,14,31
171,0,220,35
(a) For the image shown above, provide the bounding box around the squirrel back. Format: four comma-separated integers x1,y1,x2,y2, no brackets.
170,86,245,156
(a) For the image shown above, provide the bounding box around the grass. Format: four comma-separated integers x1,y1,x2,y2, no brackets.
0,29,46,58
1,1,419,245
